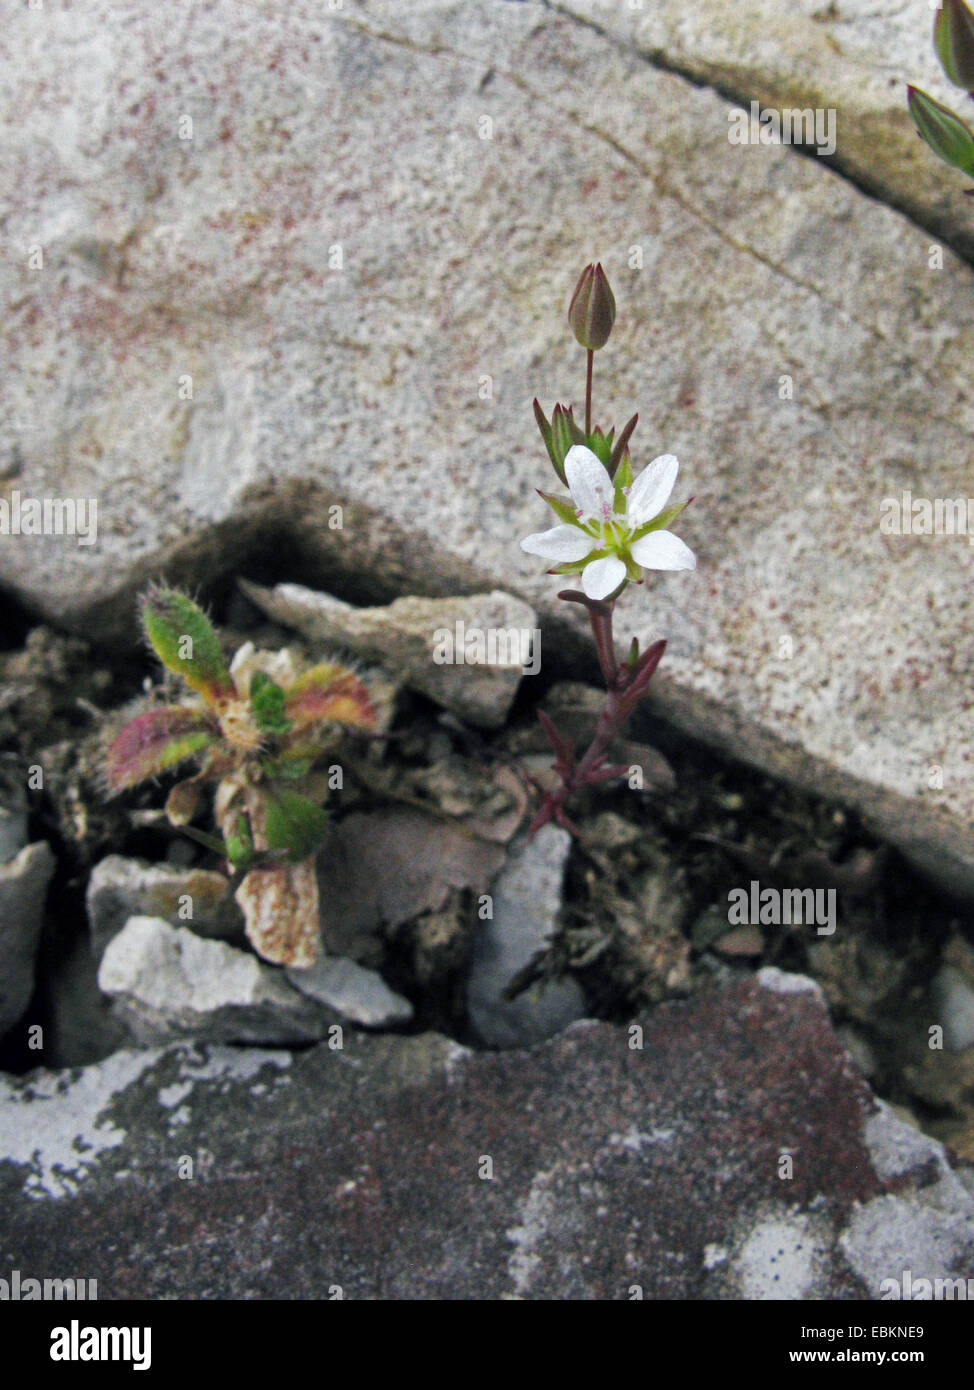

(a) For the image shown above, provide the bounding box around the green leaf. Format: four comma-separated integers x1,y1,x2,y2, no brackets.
225,813,255,870
907,85,974,174
629,498,689,542
249,670,292,738
934,0,974,90
538,489,583,526
262,788,329,862
141,587,234,707
104,706,216,791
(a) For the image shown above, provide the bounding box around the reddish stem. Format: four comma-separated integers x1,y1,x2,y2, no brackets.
585,349,593,436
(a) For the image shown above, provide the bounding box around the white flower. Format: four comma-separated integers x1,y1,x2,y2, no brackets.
520,444,696,600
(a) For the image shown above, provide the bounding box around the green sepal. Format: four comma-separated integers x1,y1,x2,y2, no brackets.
623,551,644,581
249,670,293,738
629,498,689,542
586,428,613,468
907,85,974,174
934,0,974,91
262,787,329,862
141,587,234,707
538,489,583,527
613,454,633,512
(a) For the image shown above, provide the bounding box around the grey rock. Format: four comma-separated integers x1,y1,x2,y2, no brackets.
241,581,537,730
558,0,974,260
86,855,244,962
0,841,56,1037
2,978,972,1298
286,955,413,1028
97,916,341,1046
0,779,27,866
42,931,132,1070
466,825,586,1048
931,965,974,1054
2,1,974,900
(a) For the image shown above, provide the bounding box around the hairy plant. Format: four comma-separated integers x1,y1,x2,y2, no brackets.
104,585,376,967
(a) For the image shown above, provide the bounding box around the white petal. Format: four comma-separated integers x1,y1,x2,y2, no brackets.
581,555,627,600
521,525,594,562
626,454,678,525
630,530,696,571
565,444,615,520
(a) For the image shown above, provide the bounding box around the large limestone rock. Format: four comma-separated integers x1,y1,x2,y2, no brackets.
556,0,974,259
2,973,972,1297
2,2,973,897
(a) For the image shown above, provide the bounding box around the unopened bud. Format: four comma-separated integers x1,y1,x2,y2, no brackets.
568,262,616,351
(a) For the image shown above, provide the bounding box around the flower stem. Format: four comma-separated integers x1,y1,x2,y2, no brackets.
584,348,594,436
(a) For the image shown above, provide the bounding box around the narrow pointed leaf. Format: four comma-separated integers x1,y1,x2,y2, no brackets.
630,498,690,542
907,85,974,173
538,489,584,526
609,413,638,477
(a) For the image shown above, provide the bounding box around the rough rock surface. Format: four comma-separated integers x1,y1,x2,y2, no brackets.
2,1,972,901
555,0,974,260
2,973,972,1298
0,842,56,1038
97,916,343,1046
467,825,587,1048
286,955,412,1029
240,581,537,729
86,854,245,961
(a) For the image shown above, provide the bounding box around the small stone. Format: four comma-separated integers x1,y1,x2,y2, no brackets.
713,924,764,958
240,581,537,730
286,956,412,1028
466,825,586,1048
86,855,244,961
97,917,341,1046
0,841,56,1037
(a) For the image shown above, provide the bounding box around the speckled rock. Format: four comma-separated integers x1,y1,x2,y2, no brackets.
556,0,974,260
2,973,972,1298
86,855,245,962
2,0,974,900
97,916,342,1046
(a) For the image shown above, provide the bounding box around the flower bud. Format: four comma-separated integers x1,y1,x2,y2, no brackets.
907,85,974,173
934,0,974,90
568,262,616,350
